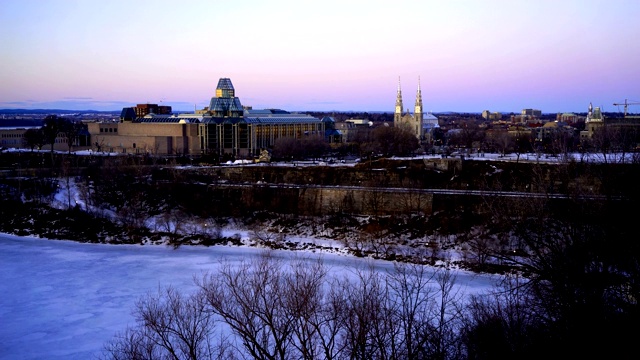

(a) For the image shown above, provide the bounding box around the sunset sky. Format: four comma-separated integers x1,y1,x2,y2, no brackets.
1,0,639,113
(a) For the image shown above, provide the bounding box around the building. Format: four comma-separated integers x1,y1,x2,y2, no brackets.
580,102,604,140
207,78,244,118
134,104,172,118
422,112,440,144
321,116,343,144
394,77,422,139
0,127,35,149
579,102,640,148
198,78,325,157
533,121,575,142
87,114,201,155
556,112,579,125
87,78,325,158
1,117,90,152
482,110,502,121
522,108,542,117
393,77,438,142
394,77,423,139
199,108,325,158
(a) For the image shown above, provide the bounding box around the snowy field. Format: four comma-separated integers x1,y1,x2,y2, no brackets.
0,233,499,360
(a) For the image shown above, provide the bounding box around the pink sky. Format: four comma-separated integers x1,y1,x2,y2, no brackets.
1,0,639,113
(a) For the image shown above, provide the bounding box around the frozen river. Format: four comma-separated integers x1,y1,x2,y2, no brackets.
0,233,498,360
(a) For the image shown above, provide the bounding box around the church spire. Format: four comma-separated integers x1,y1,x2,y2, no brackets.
394,76,403,121
413,76,424,140
415,76,423,109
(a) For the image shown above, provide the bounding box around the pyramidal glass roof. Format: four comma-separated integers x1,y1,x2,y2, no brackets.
209,97,243,113
215,78,235,98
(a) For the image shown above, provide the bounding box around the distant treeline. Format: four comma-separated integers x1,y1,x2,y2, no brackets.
0,109,120,115
0,118,43,127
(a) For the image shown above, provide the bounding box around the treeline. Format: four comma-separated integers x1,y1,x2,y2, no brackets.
101,244,638,360
21,115,88,153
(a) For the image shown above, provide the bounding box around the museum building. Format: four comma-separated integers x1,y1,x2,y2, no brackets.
86,78,327,157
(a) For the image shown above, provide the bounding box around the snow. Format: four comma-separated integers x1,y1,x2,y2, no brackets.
2,148,634,358
392,151,640,163
4,146,638,165
0,233,499,360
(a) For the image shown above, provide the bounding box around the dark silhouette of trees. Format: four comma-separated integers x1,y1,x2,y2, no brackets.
60,120,86,153
41,115,65,154
23,128,46,151
513,133,533,163
36,115,87,155
102,252,466,360
477,171,640,358
372,125,419,157
272,136,330,161
446,122,485,151
461,276,539,359
102,286,226,360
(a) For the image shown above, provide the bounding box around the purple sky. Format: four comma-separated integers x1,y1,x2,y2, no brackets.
1,0,639,113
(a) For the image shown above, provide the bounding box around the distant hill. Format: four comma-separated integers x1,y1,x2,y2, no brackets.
0,118,43,127
0,109,119,115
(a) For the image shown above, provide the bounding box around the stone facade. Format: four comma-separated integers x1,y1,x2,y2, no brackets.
394,77,423,139
87,121,200,155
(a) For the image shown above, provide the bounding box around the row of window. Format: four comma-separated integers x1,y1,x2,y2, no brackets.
0,138,69,145
1,133,68,138
99,128,118,133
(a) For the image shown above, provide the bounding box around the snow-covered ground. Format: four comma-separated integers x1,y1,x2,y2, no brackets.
0,233,499,360
5,146,639,165
2,147,635,359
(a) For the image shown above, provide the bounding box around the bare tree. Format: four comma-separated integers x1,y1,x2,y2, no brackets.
102,326,159,360
41,115,64,157
116,193,151,242
158,208,187,247
101,286,229,360
364,188,387,216
425,269,464,360
198,252,297,359
386,262,437,359
461,275,536,359
23,128,46,152
337,264,395,359
249,224,285,247
282,257,343,359
61,120,85,154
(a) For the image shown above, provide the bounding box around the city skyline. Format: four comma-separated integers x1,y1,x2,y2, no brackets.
1,0,639,113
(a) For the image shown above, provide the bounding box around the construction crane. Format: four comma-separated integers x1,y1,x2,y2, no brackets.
613,99,640,117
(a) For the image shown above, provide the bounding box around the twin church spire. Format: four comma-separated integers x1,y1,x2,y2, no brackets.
415,76,423,115
394,76,423,125
393,77,424,139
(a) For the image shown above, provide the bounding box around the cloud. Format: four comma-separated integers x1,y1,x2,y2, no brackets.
305,101,343,105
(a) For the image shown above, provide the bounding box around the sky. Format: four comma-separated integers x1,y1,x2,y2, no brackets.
1,0,639,113
0,234,498,359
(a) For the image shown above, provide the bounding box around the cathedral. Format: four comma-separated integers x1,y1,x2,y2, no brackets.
394,77,423,140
